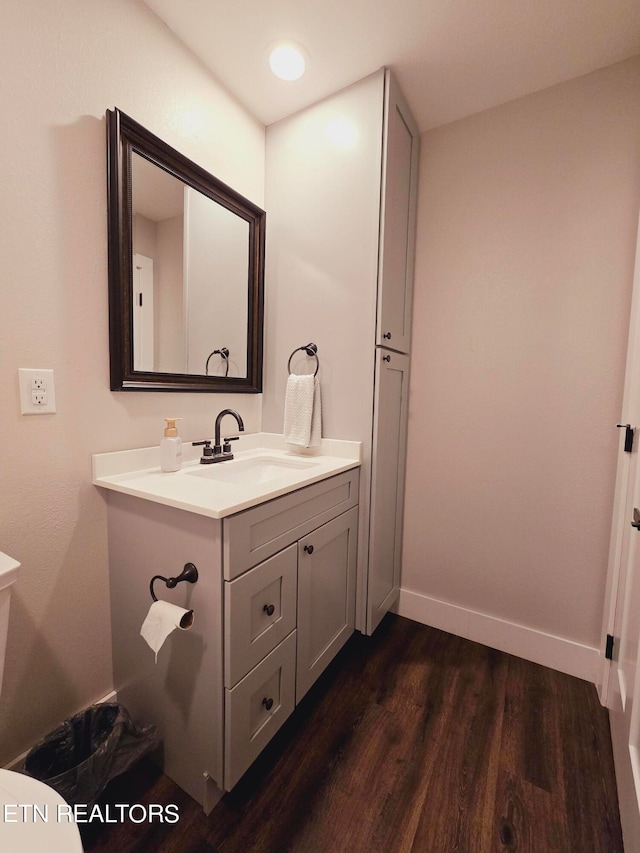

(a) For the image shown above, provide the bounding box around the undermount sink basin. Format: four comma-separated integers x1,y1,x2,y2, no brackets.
185,455,318,486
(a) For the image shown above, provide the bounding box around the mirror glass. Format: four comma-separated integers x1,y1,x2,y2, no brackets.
107,109,265,392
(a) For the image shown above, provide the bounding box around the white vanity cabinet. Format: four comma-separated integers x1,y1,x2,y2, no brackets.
104,464,359,805
221,471,358,788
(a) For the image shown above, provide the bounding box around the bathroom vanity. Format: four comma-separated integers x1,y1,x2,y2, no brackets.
93,435,360,809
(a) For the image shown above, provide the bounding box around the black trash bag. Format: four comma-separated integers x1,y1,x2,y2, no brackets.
21,703,160,807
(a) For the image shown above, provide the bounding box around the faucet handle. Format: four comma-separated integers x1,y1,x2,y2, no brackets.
193,440,215,463
222,436,240,454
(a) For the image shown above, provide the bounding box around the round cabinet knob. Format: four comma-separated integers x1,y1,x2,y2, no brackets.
263,603,275,616
383,355,391,362
262,697,274,711
383,332,392,339
303,545,314,555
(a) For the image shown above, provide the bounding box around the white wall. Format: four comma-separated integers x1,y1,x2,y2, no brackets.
402,58,640,658
262,73,383,442
0,0,264,764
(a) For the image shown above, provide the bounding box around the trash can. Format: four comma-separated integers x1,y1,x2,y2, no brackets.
22,703,160,806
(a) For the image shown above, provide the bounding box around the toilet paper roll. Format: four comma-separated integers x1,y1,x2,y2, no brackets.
140,600,194,662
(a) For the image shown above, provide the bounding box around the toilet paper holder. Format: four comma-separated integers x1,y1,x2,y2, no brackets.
150,562,199,602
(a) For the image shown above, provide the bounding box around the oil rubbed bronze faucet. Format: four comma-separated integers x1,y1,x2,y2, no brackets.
193,409,245,464
214,408,245,456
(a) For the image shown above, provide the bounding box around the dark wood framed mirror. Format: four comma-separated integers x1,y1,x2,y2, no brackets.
106,108,265,392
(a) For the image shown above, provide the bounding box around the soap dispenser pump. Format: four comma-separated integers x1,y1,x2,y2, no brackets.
161,418,183,472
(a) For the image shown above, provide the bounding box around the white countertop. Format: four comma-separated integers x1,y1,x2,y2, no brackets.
92,433,361,519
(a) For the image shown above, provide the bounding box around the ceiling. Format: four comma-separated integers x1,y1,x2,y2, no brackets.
143,0,640,133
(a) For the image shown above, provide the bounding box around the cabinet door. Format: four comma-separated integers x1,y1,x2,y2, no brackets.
367,350,410,634
296,507,358,703
376,69,419,354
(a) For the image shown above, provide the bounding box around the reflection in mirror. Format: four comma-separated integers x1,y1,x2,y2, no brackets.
107,108,265,392
131,154,249,377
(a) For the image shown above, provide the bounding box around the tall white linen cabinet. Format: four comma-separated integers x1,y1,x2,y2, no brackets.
263,68,420,634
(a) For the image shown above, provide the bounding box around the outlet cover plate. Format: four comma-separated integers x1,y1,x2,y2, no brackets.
19,368,56,414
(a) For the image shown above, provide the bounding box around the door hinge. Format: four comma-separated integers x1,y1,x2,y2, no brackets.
605,634,615,661
617,424,635,453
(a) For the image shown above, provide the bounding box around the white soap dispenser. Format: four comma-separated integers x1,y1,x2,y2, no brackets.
161,418,183,472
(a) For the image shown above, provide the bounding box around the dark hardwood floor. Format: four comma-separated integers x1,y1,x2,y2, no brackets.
82,615,623,852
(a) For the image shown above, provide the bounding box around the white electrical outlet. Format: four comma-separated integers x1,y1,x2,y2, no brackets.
19,369,56,415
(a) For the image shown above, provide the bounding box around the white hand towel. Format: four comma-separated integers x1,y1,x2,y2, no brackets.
284,374,322,448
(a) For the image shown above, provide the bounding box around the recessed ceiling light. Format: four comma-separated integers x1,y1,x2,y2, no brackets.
269,42,306,81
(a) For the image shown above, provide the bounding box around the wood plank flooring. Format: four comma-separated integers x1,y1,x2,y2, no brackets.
82,615,623,852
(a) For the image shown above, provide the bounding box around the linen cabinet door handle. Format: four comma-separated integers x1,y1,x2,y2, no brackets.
303,545,314,555
263,603,275,616
383,332,392,339
262,697,274,711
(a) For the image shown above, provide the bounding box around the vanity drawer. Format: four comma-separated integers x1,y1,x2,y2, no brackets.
222,468,359,580
224,630,296,790
224,544,297,688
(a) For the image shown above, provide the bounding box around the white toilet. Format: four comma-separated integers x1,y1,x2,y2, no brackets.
0,551,84,852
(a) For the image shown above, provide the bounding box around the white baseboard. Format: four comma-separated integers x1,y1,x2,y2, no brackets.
396,588,600,684
96,689,118,705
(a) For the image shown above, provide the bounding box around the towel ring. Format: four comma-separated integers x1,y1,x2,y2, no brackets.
288,343,319,377
205,347,229,377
